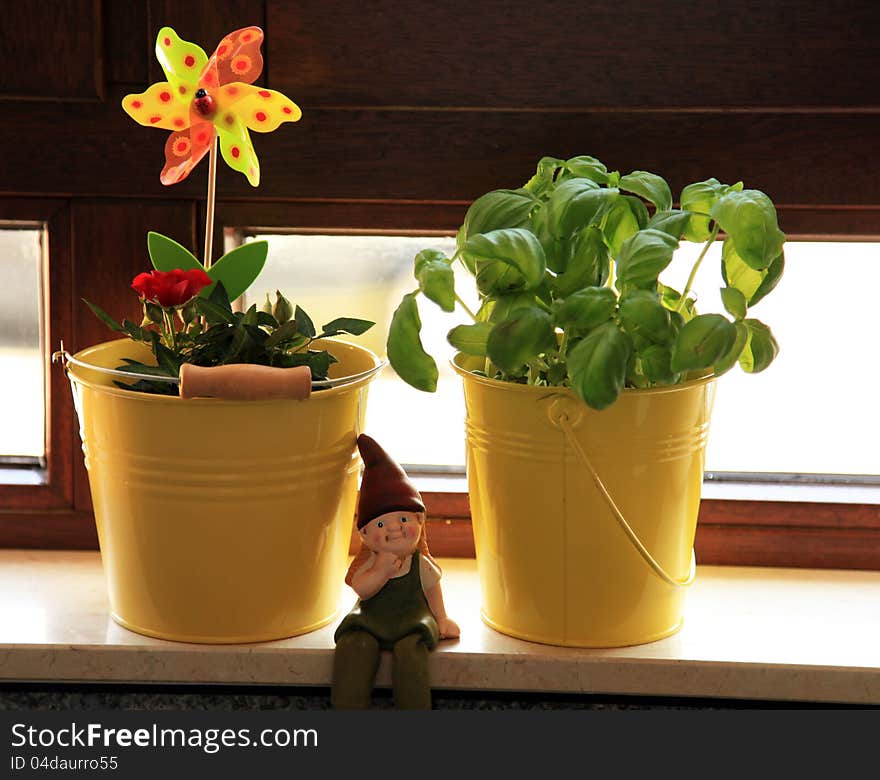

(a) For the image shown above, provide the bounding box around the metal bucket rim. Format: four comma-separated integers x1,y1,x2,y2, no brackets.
450,352,717,400
66,337,383,406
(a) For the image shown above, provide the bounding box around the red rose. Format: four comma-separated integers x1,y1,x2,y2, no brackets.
131,268,213,307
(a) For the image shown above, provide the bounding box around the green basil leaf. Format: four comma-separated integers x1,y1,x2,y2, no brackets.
647,209,693,239
552,286,617,330
680,178,725,242
670,313,737,373
721,287,748,320
320,317,374,336
567,321,633,410
616,228,680,289
619,171,673,212
522,157,565,198
204,241,268,301
387,293,438,392
602,196,644,258
479,291,541,323
415,252,455,312
618,290,673,344
638,344,677,385
147,231,202,272
749,250,785,307
710,189,785,270
458,189,538,249
545,179,617,238
562,155,610,184
294,305,316,338
486,307,556,373
553,226,609,296
447,322,494,356
713,321,750,376
739,318,779,374
465,228,547,295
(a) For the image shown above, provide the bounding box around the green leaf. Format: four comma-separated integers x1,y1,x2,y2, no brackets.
552,287,617,330
207,280,233,312
647,210,693,239
204,241,268,301
562,155,610,184
545,179,616,239
294,305,316,338
680,179,725,242
387,293,438,392
447,322,494,356
638,344,677,384
195,297,235,325
713,321,750,375
553,226,610,296
84,300,124,333
739,318,779,373
154,342,181,376
486,307,556,373
567,321,633,410
618,290,672,344
478,292,541,323
458,189,538,249
263,320,302,350
602,196,644,258
465,228,547,295
320,317,375,337
721,286,747,320
710,189,785,270
522,157,565,197
414,250,455,312
619,171,673,212
749,251,785,307
616,228,680,289
671,314,737,373
147,231,202,272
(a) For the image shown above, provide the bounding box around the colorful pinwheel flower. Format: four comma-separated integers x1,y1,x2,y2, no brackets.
122,26,301,187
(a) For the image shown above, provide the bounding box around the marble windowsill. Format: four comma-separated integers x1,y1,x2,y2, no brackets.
2,550,879,705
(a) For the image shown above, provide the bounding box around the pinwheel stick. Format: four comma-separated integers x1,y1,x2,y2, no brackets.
203,137,219,269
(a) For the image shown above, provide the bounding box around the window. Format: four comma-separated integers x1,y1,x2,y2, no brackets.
0,226,46,477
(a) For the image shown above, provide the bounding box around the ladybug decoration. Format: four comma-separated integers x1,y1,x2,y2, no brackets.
193,88,215,117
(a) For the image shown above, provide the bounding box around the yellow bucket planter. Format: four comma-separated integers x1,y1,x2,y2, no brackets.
67,338,381,644
453,355,716,648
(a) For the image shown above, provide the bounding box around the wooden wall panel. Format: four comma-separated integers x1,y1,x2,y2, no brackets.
268,0,880,109
5,97,880,218
0,0,103,100
71,199,196,511
104,0,149,85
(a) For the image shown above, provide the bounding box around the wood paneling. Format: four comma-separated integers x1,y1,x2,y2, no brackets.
104,0,149,85
268,0,880,109
5,98,880,216
0,0,103,100
71,199,196,511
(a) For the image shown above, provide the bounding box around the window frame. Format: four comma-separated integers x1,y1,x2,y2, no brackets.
0,200,96,548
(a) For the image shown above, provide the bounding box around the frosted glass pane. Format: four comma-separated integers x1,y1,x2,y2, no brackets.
0,228,44,460
238,234,877,477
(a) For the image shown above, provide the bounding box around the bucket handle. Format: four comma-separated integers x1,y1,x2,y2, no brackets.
547,398,696,589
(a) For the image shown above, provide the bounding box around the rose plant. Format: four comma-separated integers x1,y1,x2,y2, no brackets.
86,235,373,396
388,154,784,409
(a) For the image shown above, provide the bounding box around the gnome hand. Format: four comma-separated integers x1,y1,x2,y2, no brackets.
375,551,403,578
438,616,461,639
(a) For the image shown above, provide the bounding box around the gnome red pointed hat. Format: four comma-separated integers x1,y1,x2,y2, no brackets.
356,434,425,529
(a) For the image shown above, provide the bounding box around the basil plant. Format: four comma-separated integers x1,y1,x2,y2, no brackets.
387,155,784,410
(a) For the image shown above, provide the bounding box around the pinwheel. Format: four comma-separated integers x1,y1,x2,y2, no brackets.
122,26,301,188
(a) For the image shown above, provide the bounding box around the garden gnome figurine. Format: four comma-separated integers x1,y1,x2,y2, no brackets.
332,434,460,709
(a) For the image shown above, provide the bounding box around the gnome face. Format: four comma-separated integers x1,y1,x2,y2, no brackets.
359,510,425,558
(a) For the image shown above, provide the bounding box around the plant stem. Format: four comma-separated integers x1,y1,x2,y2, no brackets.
203,137,219,270
163,309,177,352
678,224,720,312
455,293,478,322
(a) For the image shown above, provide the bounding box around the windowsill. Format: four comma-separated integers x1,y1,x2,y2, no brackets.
2,551,879,704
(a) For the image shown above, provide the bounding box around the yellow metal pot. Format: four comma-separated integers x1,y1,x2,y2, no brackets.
453,355,716,648
67,338,380,644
